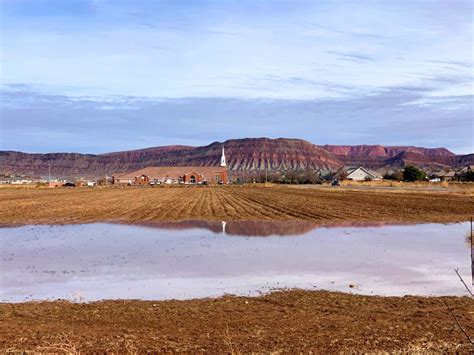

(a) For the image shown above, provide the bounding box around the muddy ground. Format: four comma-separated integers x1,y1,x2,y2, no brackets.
0,185,473,226
1,290,473,352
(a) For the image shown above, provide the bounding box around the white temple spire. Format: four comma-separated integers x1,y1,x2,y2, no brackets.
220,145,227,167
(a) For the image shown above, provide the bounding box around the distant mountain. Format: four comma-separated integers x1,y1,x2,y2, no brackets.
0,138,471,178
320,144,466,170
101,145,194,158
190,138,340,171
321,144,455,158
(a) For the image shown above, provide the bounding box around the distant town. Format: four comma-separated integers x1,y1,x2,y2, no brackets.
2,144,472,188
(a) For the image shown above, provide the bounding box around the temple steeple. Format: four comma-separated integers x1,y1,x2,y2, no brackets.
220,145,227,167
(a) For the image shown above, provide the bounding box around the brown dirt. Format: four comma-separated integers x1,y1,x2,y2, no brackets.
0,185,473,226
2,185,474,352
1,290,473,353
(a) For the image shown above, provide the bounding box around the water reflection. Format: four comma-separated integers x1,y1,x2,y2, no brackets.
0,221,471,302
133,220,410,237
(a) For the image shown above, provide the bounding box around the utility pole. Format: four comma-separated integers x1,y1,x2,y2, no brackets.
471,216,473,287
265,162,268,183
48,163,51,183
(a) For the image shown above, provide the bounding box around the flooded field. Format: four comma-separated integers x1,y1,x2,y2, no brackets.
1,221,472,302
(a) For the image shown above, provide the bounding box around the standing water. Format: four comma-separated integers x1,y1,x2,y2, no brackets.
0,221,471,302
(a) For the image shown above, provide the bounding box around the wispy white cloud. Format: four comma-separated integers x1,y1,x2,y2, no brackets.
2,0,472,99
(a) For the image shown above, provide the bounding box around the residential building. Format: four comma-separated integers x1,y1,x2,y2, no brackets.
334,166,382,181
430,170,456,182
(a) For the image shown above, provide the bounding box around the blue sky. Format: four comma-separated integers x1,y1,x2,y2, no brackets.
1,0,472,153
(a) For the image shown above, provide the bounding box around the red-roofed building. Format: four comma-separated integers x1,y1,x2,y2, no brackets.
112,146,228,185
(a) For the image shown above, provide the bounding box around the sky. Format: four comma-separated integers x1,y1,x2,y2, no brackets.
0,0,473,154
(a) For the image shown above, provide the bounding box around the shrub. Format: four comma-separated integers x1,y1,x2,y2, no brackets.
384,171,403,181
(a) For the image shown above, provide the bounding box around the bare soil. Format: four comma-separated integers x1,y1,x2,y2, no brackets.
1,290,473,353
0,185,473,226
2,185,473,352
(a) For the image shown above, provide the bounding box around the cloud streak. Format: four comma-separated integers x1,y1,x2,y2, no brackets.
326,51,375,63
1,85,472,154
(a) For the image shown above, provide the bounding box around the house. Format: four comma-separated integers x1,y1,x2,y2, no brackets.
74,179,87,187
0,174,42,185
334,166,382,181
316,168,332,181
9,178,33,185
113,146,229,186
48,179,66,188
430,170,456,182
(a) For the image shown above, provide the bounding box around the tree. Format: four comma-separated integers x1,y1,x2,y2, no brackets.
403,166,426,182
465,170,474,182
302,170,322,184
338,171,348,181
270,171,283,183
255,171,267,183
383,170,403,181
283,170,297,184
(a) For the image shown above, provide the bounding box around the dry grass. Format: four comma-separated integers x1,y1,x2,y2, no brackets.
338,179,474,190
0,185,473,226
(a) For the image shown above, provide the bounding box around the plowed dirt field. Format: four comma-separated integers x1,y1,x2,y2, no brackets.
1,291,473,353
0,185,472,226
